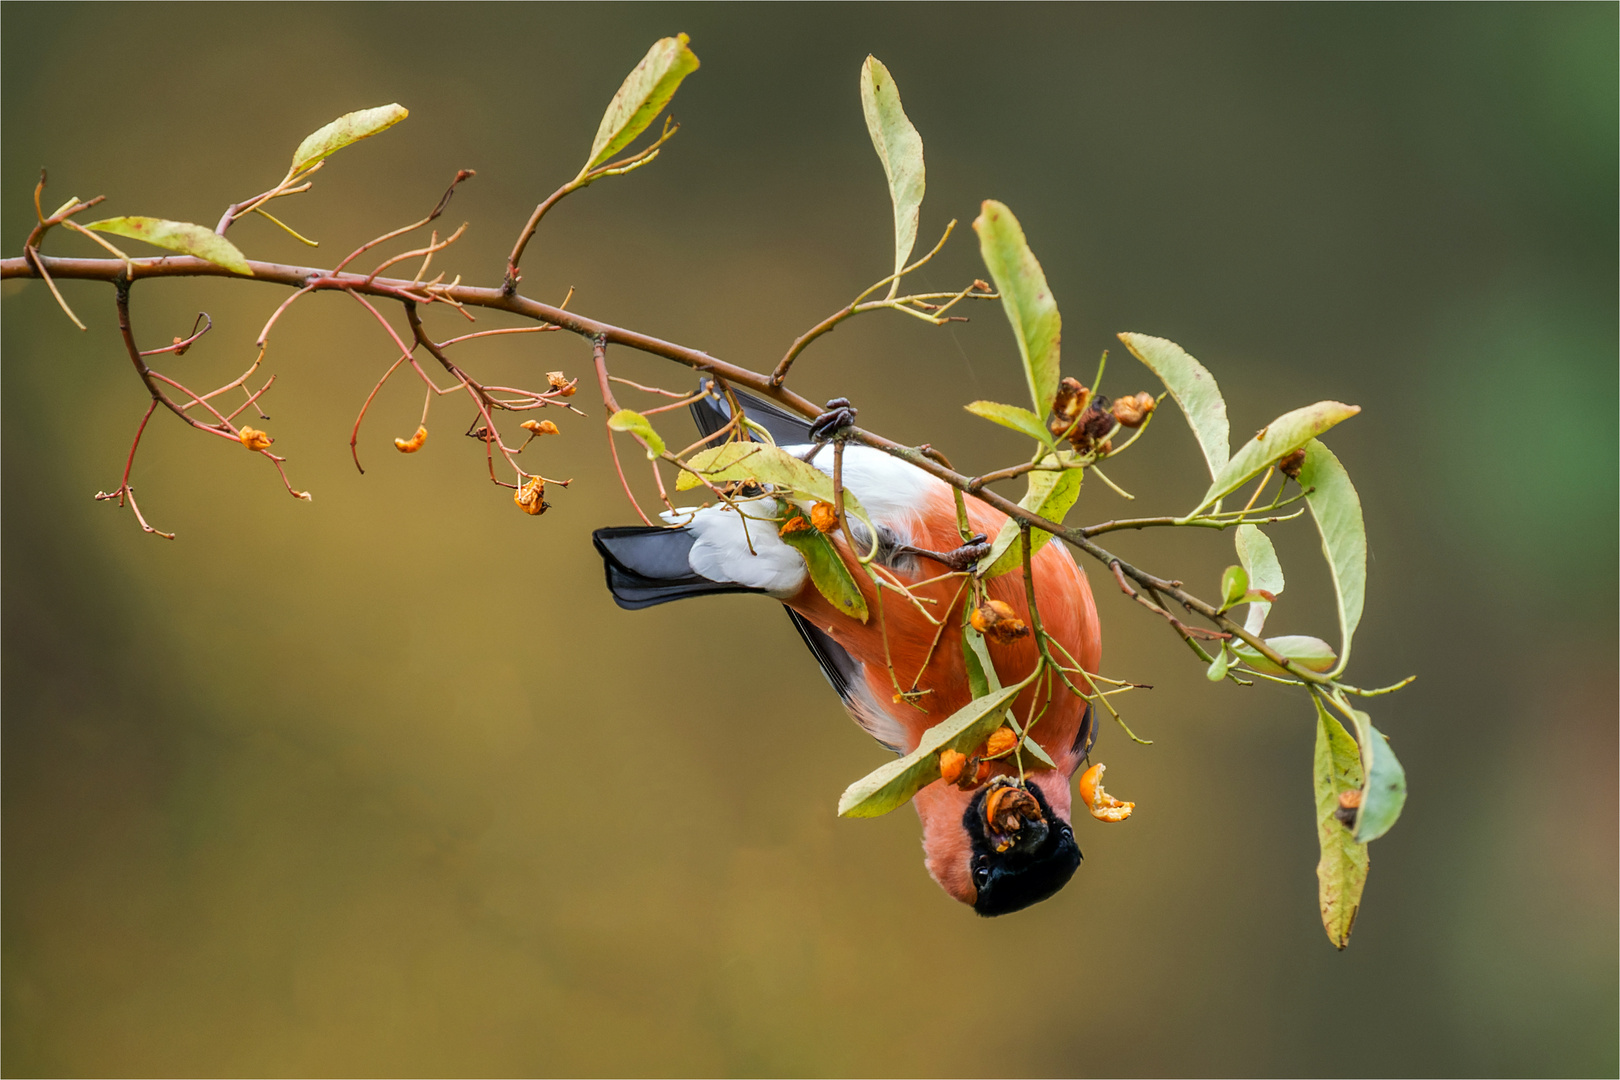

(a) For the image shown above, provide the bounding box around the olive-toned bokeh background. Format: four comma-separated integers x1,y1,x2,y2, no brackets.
4,4,1615,1076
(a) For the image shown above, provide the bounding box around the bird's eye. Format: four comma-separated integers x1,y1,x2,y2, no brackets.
973,864,991,887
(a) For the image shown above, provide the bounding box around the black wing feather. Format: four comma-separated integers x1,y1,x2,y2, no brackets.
688,378,815,446
593,526,764,610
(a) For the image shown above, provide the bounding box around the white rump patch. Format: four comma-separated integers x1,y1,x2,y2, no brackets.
662,445,939,598
663,499,806,597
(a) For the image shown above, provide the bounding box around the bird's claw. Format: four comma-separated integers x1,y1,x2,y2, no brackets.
808,397,858,442
901,533,990,572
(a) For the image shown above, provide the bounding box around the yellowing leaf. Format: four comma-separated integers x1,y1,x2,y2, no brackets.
1119,332,1229,481
583,34,700,173
838,677,1032,818
975,200,1061,416
979,455,1083,579
780,518,868,623
607,409,666,458
676,442,868,521
1299,439,1366,677
964,400,1054,446
1192,401,1361,514
860,56,925,282
1313,699,1369,949
86,217,251,275
290,104,408,175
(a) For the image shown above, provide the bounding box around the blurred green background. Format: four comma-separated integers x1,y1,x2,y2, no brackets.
3,4,1615,1076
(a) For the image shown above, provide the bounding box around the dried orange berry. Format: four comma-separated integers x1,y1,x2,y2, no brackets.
546,371,577,397
971,600,1029,645
1112,392,1157,429
939,749,967,785
778,509,812,536
1077,762,1134,823
1278,448,1308,480
521,419,560,436
970,599,1010,633
984,782,1047,853
237,426,273,451
514,475,547,515
1337,789,1363,810
985,726,1019,758
394,425,428,453
1051,377,1088,424
810,501,839,533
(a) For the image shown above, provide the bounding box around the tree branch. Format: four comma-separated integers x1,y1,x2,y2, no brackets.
3,251,1328,682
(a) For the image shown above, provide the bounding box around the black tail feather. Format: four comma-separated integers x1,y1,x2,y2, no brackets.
593,526,764,610
689,378,815,446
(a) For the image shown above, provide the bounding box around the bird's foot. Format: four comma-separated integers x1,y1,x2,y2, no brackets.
900,533,990,572
808,397,858,442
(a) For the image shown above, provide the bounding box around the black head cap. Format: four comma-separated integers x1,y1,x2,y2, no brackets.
963,780,1082,916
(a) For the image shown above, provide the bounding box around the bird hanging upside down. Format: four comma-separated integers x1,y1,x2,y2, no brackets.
593,383,1104,915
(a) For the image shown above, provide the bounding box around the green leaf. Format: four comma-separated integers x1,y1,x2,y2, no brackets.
962,624,993,699
1234,524,1284,635
675,442,868,522
974,201,1061,416
582,34,700,174
779,515,869,624
1206,647,1230,681
86,217,252,275
1313,700,1369,949
290,104,408,175
1219,565,1249,611
607,409,666,458
962,626,1055,768
1343,705,1406,843
1232,635,1337,675
1191,401,1361,515
1118,332,1229,481
838,679,1031,818
1299,439,1366,677
860,56,925,283
979,457,1084,579
964,401,1053,446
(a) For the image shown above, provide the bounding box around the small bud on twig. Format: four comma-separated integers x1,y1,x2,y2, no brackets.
394,425,428,453
237,426,273,451
1112,392,1157,429
514,474,547,515
521,419,560,436
546,371,577,397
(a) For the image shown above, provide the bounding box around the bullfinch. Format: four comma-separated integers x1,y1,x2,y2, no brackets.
593,384,1102,915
